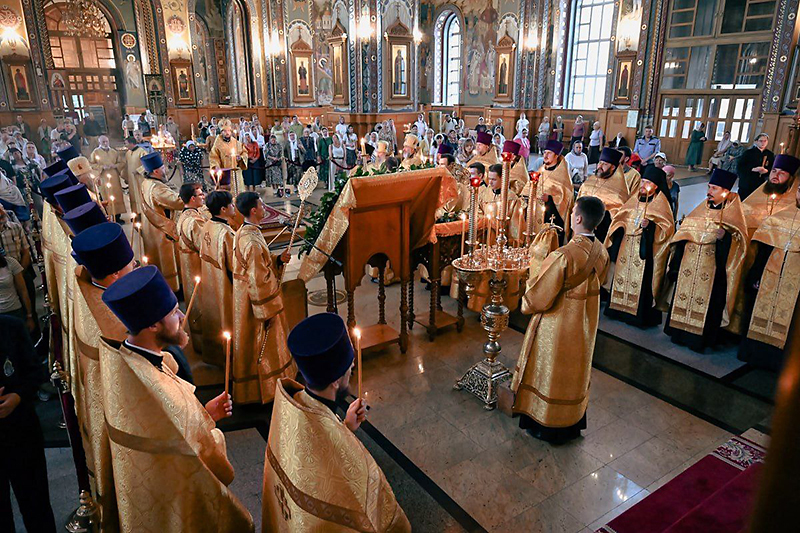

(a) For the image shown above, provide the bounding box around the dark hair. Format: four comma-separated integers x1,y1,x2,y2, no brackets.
205,190,233,216
125,136,137,145
469,162,486,175
386,157,400,172
619,146,632,158
439,153,455,165
575,196,606,231
488,164,503,176
179,183,201,204
236,191,260,216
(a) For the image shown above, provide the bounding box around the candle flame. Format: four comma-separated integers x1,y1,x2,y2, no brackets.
106,182,111,188
722,192,728,198
771,193,777,200
194,276,201,284
131,212,137,220
142,255,148,264
135,222,142,230
460,213,467,221
353,327,362,339
223,331,231,340
110,195,115,201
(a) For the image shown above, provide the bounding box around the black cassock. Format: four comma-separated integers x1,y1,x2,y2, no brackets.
736,146,774,200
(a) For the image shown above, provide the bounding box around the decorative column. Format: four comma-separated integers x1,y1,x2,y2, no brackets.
762,0,800,115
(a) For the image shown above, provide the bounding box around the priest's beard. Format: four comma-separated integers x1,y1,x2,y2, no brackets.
764,177,795,196
598,165,615,179
336,384,350,403
222,133,231,142
156,325,188,348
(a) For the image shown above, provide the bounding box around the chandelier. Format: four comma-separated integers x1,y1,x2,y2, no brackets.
59,0,107,38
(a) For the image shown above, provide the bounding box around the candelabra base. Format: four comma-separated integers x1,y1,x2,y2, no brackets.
65,490,99,533
453,357,511,410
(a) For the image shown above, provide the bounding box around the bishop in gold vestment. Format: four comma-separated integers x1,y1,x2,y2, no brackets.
209,119,248,196
232,193,296,404
199,191,236,367
512,197,610,442
521,140,574,244
605,165,675,328
264,313,409,532
100,266,253,532
124,137,148,215
738,168,800,370
664,169,749,352
176,183,207,352
399,134,424,169
90,136,126,218
70,222,135,531
140,152,183,291
578,148,631,241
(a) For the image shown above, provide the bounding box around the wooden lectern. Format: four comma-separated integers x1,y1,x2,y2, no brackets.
327,169,444,353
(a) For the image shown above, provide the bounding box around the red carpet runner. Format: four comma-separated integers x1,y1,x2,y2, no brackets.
596,436,766,533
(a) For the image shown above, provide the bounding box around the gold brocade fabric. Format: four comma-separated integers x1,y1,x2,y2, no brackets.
578,166,632,220
747,207,800,348
667,197,749,334
521,157,575,236
125,146,148,215
199,219,235,366
232,225,296,404
742,181,796,239
42,205,73,374
141,177,183,290
512,236,609,427
471,150,500,183
177,208,206,351
606,193,675,316
400,154,423,169
435,170,461,220
509,160,529,196
449,163,472,212
98,340,254,532
91,147,127,216
623,167,641,197
210,137,248,196
73,267,128,531
262,379,410,533
41,203,61,332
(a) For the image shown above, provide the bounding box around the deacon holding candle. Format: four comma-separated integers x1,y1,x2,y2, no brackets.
231,192,296,404
139,151,184,291
100,266,252,532
741,154,799,240
263,313,409,532
177,183,208,350
664,169,749,352
604,165,676,328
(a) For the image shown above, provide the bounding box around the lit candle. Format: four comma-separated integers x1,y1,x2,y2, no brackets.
718,191,728,225
223,331,232,397
781,142,785,154
109,195,116,220
769,193,777,215
459,212,467,257
135,222,143,260
182,276,201,329
360,137,366,156
353,327,362,399
142,255,149,265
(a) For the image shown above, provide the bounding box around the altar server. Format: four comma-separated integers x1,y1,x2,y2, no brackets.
511,196,609,442
231,192,296,404
176,183,207,351
262,313,410,532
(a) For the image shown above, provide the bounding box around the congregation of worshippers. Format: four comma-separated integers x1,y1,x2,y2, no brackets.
2,0,800,531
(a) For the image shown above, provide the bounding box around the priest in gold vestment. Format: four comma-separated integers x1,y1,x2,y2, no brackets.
521,140,574,244
738,178,800,370
90,135,127,221
605,165,675,328
505,140,530,195
263,313,410,532
139,151,183,291
578,147,631,241
199,190,236,367
231,192,297,404
177,183,207,351
399,134,424,169
619,146,642,197
511,197,610,442
664,169,749,352
101,266,253,532
70,222,135,531
124,136,148,215
473,130,500,181
209,119,248,196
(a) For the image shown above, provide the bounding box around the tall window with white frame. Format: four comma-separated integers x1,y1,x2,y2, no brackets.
434,10,462,106
566,0,615,110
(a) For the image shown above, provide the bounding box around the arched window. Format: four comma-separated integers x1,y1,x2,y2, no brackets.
226,0,251,106
434,10,462,106
566,0,615,110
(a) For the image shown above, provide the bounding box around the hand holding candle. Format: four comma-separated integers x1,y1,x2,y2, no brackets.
224,331,232,397
353,327,362,399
